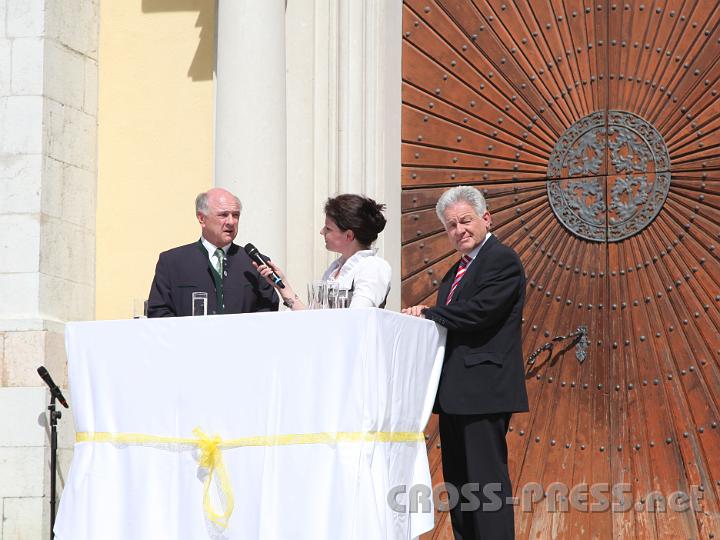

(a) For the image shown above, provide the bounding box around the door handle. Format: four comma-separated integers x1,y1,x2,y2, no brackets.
526,325,589,366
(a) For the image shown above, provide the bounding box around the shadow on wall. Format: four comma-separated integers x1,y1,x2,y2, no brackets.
142,0,216,81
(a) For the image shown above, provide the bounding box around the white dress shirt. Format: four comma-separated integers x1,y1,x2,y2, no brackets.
321,249,392,308
200,237,230,274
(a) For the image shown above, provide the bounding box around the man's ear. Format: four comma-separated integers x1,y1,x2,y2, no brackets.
197,212,206,226
346,229,355,242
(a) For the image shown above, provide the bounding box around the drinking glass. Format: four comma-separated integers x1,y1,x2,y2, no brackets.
336,288,351,309
133,298,148,319
326,281,340,309
307,280,326,309
192,292,208,316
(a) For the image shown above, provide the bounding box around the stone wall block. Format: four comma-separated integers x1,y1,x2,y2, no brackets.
0,447,44,497
0,153,42,214
2,330,45,386
40,217,94,284
38,217,74,281
0,0,7,37
42,327,66,388
44,39,84,110
10,37,43,95
0,274,39,318
6,0,44,38
0,39,11,96
40,155,63,218
44,98,97,172
2,496,43,538
38,274,93,322
46,0,98,58
0,387,46,445
83,57,97,116
0,95,43,154
0,214,40,273
61,164,95,228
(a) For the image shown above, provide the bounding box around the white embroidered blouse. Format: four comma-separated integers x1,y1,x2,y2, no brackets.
321,249,392,308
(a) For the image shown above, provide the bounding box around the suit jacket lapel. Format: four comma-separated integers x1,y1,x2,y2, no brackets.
225,243,244,280
196,240,215,280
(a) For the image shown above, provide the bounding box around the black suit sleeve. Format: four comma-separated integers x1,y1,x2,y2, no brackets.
147,254,176,317
254,278,280,312
422,249,523,332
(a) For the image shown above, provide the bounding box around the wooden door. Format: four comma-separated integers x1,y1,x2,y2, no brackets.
401,1,720,538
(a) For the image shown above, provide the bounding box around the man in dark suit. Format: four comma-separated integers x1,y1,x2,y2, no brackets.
147,188,278,317
404,185,528,539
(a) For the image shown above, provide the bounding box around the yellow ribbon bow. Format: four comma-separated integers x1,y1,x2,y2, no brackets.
193,428,235,529
76,428,425,530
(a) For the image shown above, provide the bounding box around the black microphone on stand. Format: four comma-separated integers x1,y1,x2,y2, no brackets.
37,366,68,408
37,366,68,540
244,243,285,289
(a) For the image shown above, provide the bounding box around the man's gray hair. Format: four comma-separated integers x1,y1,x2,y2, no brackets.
195,192,210,215
195,190,242,215
436,185,487,224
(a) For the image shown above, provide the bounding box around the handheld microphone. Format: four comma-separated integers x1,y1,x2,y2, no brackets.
37,366,69,408
244,243,285,289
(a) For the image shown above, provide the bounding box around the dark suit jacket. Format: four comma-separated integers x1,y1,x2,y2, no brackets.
423,235,529,415
147,241,279,317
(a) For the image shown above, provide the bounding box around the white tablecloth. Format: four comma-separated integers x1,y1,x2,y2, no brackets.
56,308,446,539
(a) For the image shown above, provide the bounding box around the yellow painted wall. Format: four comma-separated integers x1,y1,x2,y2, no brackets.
96,2,216,320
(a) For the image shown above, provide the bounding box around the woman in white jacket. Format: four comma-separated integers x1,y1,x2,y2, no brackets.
255,194,391,310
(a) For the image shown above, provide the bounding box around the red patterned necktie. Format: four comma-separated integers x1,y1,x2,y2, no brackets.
445,255,472,305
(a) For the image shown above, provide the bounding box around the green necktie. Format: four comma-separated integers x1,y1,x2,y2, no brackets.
214,248,224,278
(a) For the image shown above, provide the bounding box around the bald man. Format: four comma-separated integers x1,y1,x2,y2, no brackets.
147,188,278,317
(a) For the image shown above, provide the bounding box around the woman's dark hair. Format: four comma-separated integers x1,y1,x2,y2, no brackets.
324,194,387,247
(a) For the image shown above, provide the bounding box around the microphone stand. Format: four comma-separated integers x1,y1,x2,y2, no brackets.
37,366,67,539
47,394,61,540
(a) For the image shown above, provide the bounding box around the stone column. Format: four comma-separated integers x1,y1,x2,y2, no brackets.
0,0,98,537
285,0,402,309
214,0,287,266
335,0,402,310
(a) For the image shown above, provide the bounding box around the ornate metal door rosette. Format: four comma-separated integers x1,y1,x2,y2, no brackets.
547,111,671,242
